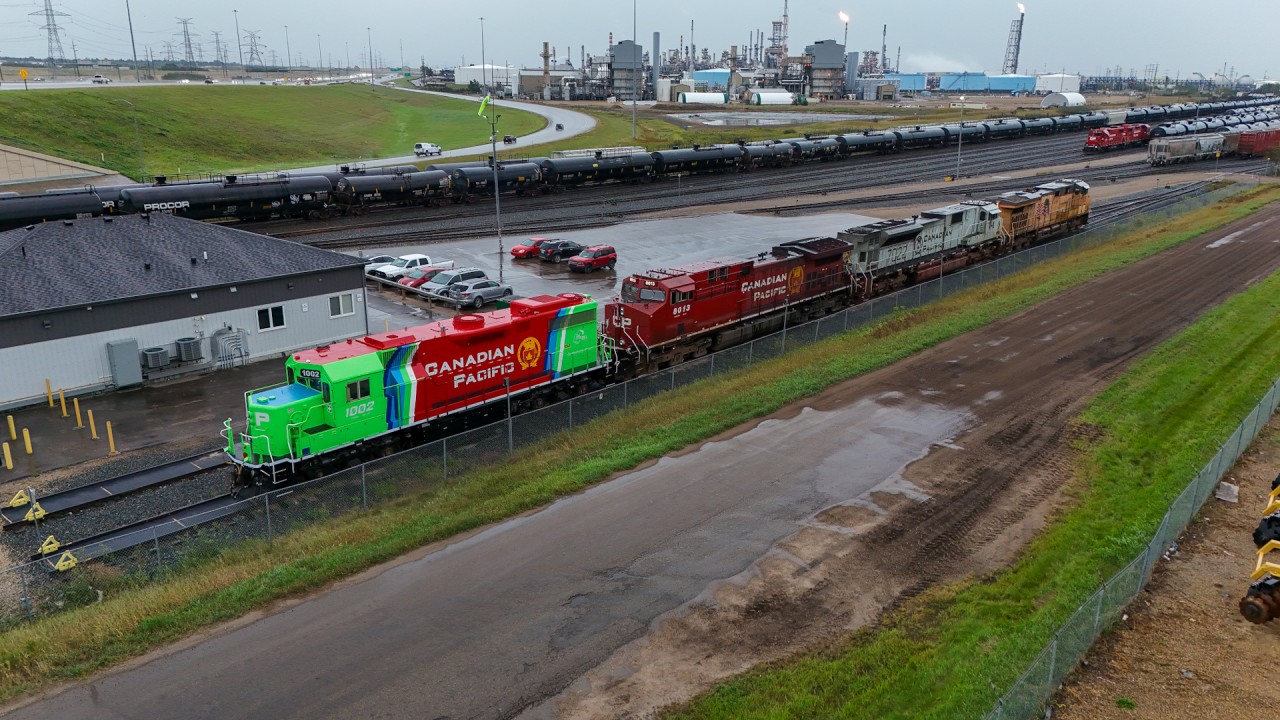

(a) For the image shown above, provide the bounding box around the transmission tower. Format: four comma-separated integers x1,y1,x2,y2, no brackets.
212,30,224,65
1002,5,1026,75
162,41,176,63
244,30,264,66
177,18,196,64
30,0,68,77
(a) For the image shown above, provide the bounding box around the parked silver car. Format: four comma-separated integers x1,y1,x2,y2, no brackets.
438,279,514,309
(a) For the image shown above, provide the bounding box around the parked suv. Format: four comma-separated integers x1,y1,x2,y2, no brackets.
419,267,488,297
568,245,617,272
538,239,585,263
414,142,443,157
439,279,514,309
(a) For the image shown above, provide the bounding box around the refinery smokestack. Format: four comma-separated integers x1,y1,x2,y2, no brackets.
652,32,660,102
1002,3,1026,75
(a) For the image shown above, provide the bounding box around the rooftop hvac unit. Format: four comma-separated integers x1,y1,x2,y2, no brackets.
142,347,170,369
176,337,202,362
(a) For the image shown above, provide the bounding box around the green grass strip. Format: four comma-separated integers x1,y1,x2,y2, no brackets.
665,200,1280,718
0,187,1275,701
0,85,543,179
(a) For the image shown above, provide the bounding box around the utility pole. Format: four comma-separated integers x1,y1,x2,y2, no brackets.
126,0,140,82
366,27,373,84
70,40,79,79
233,9,244,68
480,16,504,282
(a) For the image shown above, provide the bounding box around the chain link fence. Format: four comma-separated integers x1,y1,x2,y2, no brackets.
984,376,1280,720
0,182,1255,628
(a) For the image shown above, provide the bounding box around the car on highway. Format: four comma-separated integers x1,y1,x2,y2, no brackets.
510,237,550,259
398,266,449,289
419,267,489,298
362,254,396,274
538,239,585,263
568,245,617,273
438,279,514,309
413,142,443,157
91,75,111,84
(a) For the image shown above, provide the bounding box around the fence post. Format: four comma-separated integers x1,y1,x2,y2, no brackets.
623,378,628,407
442,441,448,480
19,567,31,622
569,397,574,427
361,464,368,509
670,368,675,391
152,526,160,574
264,494,273,545
1047,638,1057,688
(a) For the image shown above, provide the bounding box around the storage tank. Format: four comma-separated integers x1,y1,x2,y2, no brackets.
678,92,729,104
655,77,673,103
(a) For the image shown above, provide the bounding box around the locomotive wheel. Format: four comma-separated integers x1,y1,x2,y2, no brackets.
1241,592,1279,624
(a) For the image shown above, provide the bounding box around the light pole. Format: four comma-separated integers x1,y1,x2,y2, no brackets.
631,0,637,139
345,42,350,77
316,34,322,77
232,9,243,68
114,99,145,181
480,17,504,282
956,95,965,180
366,27,374,84
126,0,140,82
284,25,291,74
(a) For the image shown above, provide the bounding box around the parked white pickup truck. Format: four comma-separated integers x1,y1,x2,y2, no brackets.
368,254,454,280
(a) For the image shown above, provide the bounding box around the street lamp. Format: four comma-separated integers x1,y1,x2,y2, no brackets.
114,99,145,181
367,27,373,84
479,17,504,282
232,9,243,68
956,95,965,180
284,25,291,74
631,0,637,139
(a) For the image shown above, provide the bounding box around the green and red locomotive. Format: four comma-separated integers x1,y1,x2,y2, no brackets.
225,293,601,481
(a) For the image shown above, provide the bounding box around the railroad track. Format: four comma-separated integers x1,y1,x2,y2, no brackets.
19,182,1234,571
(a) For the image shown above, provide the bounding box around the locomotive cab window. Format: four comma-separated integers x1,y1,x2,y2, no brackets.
346,378,371,403
671,290,693,304
639,288,665,303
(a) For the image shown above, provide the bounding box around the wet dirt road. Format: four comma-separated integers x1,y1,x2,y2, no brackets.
7,205,1280,720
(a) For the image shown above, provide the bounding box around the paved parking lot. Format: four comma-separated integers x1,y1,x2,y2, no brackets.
349,210,878,319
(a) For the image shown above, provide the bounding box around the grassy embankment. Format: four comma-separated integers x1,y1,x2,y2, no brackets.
0,84,544,180
666,199,1280,718
0,187,1276,702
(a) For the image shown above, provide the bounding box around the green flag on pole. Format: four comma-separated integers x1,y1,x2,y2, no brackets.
477,94,490,117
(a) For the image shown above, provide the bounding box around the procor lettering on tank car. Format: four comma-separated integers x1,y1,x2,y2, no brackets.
228,179,1094,484
118,175,334,221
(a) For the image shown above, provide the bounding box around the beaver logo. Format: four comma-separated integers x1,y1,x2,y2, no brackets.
788,266,804,295
517,337,542,370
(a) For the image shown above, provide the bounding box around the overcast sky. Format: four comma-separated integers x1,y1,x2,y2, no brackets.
1,0,1274,80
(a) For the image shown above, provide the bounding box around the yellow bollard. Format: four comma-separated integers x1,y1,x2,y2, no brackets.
5,415,13,441
384,319,390,333
45,379,52,408
2,443,11,471
88,410,99,440
73,398,83,429
22,428,32,455
58,389,67,418
106,421,117,455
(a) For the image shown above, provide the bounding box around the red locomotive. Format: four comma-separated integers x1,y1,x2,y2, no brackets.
1084,124,1150,152
604,238,853,370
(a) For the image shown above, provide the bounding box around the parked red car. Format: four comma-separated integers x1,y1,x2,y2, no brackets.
511,237,550,259
568,245,617,272
398,266,448,289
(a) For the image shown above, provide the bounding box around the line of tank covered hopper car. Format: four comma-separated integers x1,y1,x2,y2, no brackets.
0,98,1268,233
226,178,1090,482
1081,107,1280,164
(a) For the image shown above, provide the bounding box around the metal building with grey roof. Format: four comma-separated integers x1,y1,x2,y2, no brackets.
0,213,368,408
